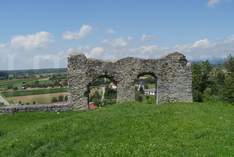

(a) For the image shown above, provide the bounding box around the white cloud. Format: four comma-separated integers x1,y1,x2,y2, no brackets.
72,36,234,61
90,47,104,54
63,24,93,40
208,0,221,7
102,37,131,48
1,33,234,70
66,46,105,59
86,47,105,58
192,38,210,48
173,37,234,60
0,43,6,48
131,45,161,54
10,31,53,50
112,38,128,47
88,47,105,58
129,45,166,58
106,28,116,34
141,34,153,42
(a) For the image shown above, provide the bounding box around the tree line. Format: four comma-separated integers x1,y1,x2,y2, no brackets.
192,55,234,103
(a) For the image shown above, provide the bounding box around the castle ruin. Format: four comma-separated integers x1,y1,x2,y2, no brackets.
68,52,193,110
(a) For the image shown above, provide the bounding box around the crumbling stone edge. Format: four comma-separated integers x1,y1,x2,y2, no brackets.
0,103,72,114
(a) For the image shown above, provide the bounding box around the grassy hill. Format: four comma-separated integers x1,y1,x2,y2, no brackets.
0,102,233,157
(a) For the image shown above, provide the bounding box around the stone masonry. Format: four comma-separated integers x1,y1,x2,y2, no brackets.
68,52,193,110
0,103,71,113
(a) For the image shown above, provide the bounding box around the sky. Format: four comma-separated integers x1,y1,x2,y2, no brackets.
0,0,234,70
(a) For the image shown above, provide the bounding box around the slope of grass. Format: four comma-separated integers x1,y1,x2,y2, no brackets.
0,102,233,157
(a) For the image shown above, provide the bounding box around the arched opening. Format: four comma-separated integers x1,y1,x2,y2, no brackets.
134,73,158,104
87,75,117,109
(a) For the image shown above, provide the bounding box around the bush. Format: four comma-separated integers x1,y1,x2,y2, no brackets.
64,95,68,101
192,90,203,102
145,96,155,104
135,92,143,102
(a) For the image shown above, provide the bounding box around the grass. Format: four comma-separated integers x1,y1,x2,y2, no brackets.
1,87,68,97
6,92,69,104
0,102,233,157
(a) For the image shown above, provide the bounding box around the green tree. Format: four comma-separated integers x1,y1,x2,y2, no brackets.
192,60,212,102
223,74,234,103
223,55,234,103
224,55,234,73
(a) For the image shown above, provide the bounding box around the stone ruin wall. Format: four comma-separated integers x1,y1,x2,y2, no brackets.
0,103,71,113
68,52,193,110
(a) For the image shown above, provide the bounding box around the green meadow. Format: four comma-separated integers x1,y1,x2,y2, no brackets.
0,102,233,157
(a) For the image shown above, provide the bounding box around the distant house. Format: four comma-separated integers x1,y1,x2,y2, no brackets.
144,89,156,96
22,81,27,89
109,82,117,89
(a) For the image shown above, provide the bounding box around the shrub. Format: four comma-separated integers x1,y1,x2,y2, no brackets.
64,95,68,101
135,92,143,102
145,96,155,104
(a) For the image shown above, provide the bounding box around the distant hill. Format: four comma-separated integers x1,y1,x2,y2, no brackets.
0,68,67,74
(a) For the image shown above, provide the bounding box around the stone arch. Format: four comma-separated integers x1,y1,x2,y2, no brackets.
135,72,158,104
86,74,117,108
68,52,193,110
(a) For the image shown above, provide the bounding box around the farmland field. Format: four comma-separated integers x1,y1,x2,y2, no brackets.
1,87,68,97
0,78,31,90
0,69,68,105
0,102,233,157
6,92,70,104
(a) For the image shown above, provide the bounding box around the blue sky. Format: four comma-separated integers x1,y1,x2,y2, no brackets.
0,0,234,70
